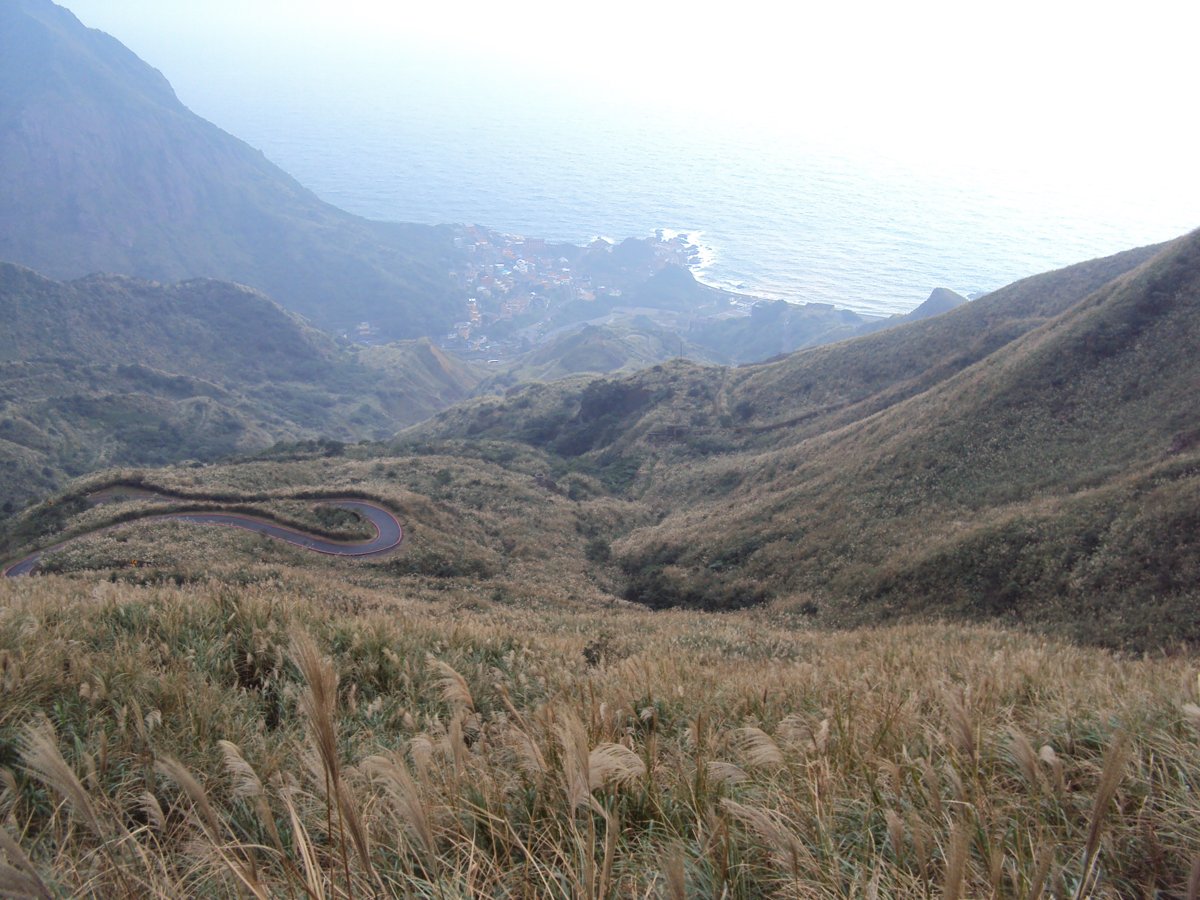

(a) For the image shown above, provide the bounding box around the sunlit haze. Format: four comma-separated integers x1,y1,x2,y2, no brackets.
62,0,1198,195
52,0,1198,315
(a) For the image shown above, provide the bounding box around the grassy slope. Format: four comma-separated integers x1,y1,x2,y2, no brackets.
411,239,1162,456
403,233,1199,648
0,263,342,380
0,265,483,510
0,448,1197,894
616,231,1200,647
0,553,1197,895
477,322,723,393
2,287,1198,889
722,240,1164,450
0,446,634,602
9,213,1195,651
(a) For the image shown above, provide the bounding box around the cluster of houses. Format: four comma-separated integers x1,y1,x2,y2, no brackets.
444,228,602,355
441,225,703,359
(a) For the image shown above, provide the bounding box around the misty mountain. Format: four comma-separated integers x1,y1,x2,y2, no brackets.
0,0,462,337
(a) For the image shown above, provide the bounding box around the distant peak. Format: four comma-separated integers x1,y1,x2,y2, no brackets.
1,0,181,113
909,287,968,320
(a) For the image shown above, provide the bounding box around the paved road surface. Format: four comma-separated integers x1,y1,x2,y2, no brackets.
2,500,402,577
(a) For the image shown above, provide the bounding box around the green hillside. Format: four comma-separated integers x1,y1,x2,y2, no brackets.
0,264,482,509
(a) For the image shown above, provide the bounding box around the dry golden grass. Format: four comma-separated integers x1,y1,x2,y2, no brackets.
0,567,1197,897
399,231,1200,649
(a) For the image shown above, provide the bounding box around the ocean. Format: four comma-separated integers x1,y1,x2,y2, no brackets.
180,59,1194,318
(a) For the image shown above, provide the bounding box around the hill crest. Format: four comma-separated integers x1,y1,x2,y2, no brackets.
398,229,1200,648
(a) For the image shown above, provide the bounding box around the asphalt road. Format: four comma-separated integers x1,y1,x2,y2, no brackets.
2,500,403,577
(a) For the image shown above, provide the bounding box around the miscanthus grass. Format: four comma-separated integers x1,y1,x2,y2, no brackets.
0,572,1198,897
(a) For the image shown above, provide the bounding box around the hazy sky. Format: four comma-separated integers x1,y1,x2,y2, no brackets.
61,0,1198,212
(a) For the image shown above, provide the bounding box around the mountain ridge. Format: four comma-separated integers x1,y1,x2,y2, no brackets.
0,262,483,509
394,229,1200,648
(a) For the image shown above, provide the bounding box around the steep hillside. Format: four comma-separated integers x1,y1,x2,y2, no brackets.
613,229,1200,647
720,239,1165,450
475,322,721,392
0,265,481,509
3,232,1198,653
0,0,462,337
402,232,1199,648
355,338,483,420
0,263,341,380
413,240,1164,454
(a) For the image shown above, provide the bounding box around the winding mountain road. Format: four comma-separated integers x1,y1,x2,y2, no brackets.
2,499,403,577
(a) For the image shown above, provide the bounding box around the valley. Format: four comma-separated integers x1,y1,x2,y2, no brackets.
4,226,1196,892
0,0,1197,894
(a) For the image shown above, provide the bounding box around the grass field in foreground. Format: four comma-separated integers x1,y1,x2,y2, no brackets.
0,568,1197,897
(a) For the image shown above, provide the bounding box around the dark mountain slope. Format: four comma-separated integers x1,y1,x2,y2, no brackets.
0,0,460,337
0,264,481,509
0,263,341,381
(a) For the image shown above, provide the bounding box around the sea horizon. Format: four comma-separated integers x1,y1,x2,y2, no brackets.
152,50,1197,318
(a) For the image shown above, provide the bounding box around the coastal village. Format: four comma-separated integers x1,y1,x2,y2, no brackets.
436,226,712,360
342,227,902,369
